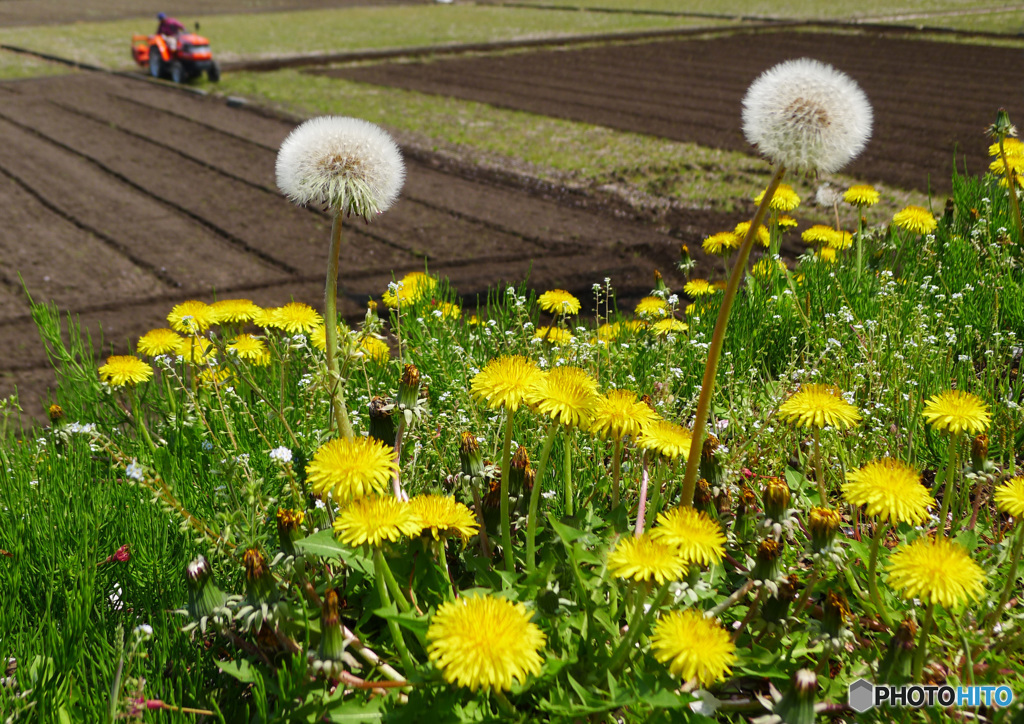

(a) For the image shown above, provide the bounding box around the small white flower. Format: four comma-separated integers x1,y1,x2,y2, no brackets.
125,461,144,482
276,116,405,220
270,446,293,464
742,58,873,173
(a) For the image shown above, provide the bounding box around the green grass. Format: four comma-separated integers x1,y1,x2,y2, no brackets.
213,68,926,220
0,5,735,72
0,48,72,78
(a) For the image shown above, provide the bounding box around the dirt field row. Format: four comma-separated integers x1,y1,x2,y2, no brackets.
331,29,1024,193
0,71,721,422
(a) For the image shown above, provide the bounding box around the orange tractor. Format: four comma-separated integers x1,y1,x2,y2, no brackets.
132,28,220,84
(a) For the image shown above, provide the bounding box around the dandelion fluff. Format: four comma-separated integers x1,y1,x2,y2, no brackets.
276,116,405,220
742,58,872,174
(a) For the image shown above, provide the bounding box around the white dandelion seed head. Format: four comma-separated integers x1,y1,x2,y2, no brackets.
742,58,872,174
276,116,405,220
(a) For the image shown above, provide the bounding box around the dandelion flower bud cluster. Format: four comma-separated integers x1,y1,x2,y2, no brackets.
742,58,873,173
276,116,405,220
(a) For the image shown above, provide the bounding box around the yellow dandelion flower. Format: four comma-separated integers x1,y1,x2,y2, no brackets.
683,279,716,297
427,596,546,692
922,390,991,436
886,536,986,608
333,496,422,547
635,296,668,319
651,507,726,566
176,336,216,365
652,318,688,337
265,302,322,335
842,458,934,525
309,324,342,353
990,156,1024,175
750,258,787,279
988,138,1024,158
525,366,600,428
211,298,262,324
533,326,574,345
777,384,861,429
382,272,437,308
826,230,853,250
777,215,799,229
994,477,1024,518
359,336,391,363
227,334,271,366
410,494,479,544
735,221,771,247
251,306,279,328
702,231,741,256
307,437,397,503
98,355,153,387
893,205,937,235
638,419,692,460
196,366,234,389
607,533,687,585
168,300,216,334
471,355,544,412
537,289,581,315
755,183,800,212
816,246,838,263
801,224,838,245
591,389,658,441
137,328,183,357
651,610,736,685
432,301,461,320
844,184,880,207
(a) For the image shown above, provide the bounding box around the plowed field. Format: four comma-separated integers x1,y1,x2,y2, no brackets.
0,72,716,421
330,29,1024,193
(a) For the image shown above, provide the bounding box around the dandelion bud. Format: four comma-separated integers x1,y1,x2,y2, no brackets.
773,669,818,724
458,432,484,479
693,477,714,512
742,58,872,174
679,243,691,264
318,589,346,662
971,433,989,470
185,556,227,622
761,574,798,626
877,619,917,685
508,446,531,500
397,364,421,410
807,507,842,554
701,434,719,460
751,539,784,584
653,269,668,292
821,590,851,640
734,484,757,537
276,508,305,556
988,107,1018,140
242,548,277,606
368,396,396,447
762,477,791,520
48,404,64,423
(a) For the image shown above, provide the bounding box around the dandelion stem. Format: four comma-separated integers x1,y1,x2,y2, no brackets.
129,388,156,455
526,422,560,572
867,520,893,629
611,437,623,509
434,539,456,602
644,463,665,534
325,213,355,441
392,416,407,500
373,548,416,672
680,163,786,508
813,427,826,504
563,428,574,517
635,452,650,537
911,601,935,681
499,410,516,573
937,431,962,537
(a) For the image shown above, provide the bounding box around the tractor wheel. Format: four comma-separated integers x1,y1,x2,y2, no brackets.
148,46,163,78
169,61,185,84
207,61,220,83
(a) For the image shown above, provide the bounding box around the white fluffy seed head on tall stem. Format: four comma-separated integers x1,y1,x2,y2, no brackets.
276,116,405,221
742,58,873,174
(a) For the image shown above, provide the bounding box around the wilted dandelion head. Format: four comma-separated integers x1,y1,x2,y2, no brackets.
994,477,1024,518
333,496,422,548
276,116,405,220
525,366,600,428
651,610,736,685
777,384,860,429
637,419,693,460
137,328,184,357
307,437,397,503
842,458,934,525
922,390,991,436
886,536,986,609
590,388,658,441
427,595,546,692
742,58,872,173
844,184,880,207
702,231,741,256
755,183,800,211
409,494,479,545
651,507,726,566
607,533,688,585
892,205,937,235
98,355,153,387
537,289,581,315
471,355,543,412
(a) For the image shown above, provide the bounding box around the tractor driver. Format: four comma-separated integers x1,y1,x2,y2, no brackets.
156,12,186,51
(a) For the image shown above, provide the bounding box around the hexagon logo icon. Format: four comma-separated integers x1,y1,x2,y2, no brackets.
848,679,875,713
